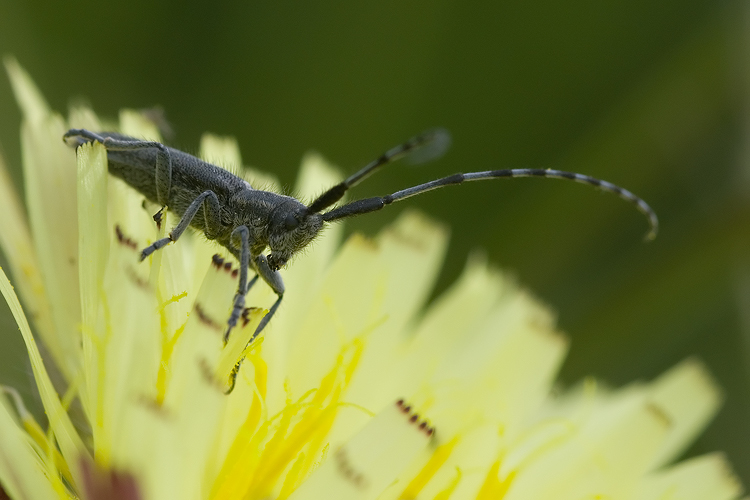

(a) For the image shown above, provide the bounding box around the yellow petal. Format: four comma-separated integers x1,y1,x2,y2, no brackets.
503,393,669,499
416,291,567,440
637,452,743,500
289,400,435,500
0,149,57,368
0,394,60,500
0,266,89,488
199,133,243,174
646,358,723,469
119,108,162,140
76,141,110,409
324,211,449,445
398,254,507,397
68,105,102,132
7,58,82,379
4,56,50,123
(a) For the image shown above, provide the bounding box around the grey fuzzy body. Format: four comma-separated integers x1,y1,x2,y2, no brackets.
98,132,320,263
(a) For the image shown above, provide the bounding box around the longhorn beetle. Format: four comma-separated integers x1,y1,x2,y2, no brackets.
63,128,658,366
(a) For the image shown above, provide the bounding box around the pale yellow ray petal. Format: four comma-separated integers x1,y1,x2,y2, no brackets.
107,260,233,500
0,395,60,500
199,132,282,190
636,452,743,500
372,210,448,333
396,424,500,500
504,393,669,500
3,56,50,123
113,402,181,500
0,149,58,366
396,255,506,401
422,292,566,440
377,435,459,500
107,174,160,263
380,284,565,499
94,233,161,466
73,120,163,464
106,112,153,241
120,108,162,141
165,254,240,405
7,60,82,378
646,358,723,470
3,386,73,489
283,210,447,413
289,401,435,500
386,325,565,498
154,222,195,345
163,361,227,500
283,232,386,404
164,255,264,500
324,211,449,445
77,141,110,414
200,133,243,174
21,118,81,371
67,105,102,132
102,237,253,500
0,266,89,488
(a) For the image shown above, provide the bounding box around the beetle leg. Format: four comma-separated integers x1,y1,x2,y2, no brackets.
225,253,284,394
139,190,221,260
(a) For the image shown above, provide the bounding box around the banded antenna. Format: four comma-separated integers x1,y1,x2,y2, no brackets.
311,130,658,241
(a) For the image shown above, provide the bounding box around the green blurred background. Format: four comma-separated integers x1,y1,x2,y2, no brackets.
0,0,748,483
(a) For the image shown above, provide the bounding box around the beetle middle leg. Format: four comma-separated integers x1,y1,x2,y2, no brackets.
226,226,252,342
140,190,221,260
224,230,285,341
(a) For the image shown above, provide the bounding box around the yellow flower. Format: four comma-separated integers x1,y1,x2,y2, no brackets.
0,58,744,500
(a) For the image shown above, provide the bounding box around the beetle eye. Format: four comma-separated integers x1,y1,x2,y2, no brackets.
284,214,300,230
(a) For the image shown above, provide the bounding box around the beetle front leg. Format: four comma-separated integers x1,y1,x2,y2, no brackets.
225,254,285,394
248,254,285,343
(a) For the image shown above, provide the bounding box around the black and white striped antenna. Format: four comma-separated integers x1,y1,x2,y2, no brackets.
309,129,658,241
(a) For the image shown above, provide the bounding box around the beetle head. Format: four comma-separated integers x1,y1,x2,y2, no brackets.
266,201,323,270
